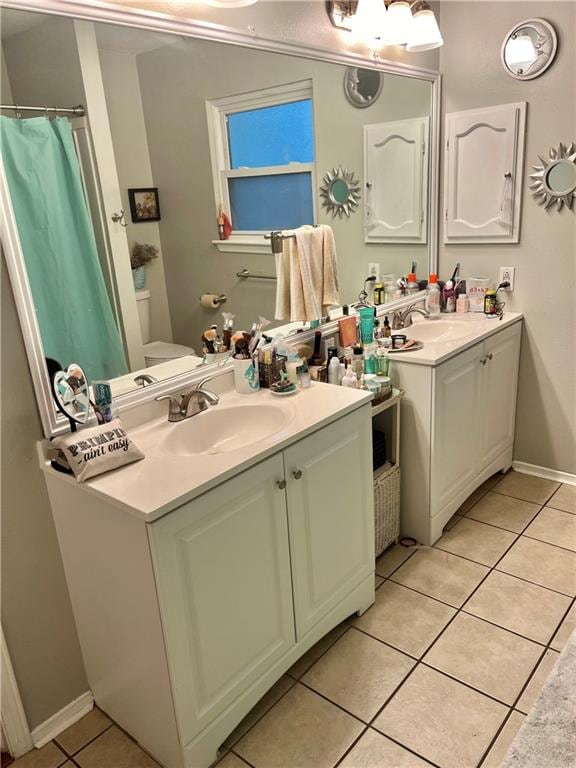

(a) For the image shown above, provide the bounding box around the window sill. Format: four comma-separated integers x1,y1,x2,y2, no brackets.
211,237,271,255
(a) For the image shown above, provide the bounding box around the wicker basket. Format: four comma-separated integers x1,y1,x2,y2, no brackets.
374,463,401,557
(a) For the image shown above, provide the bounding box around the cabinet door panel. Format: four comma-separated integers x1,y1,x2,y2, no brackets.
364,117,429,242
480,323,522,466
285,408,374,637
444,103,526,243
149,455,294,744
431,344,483,516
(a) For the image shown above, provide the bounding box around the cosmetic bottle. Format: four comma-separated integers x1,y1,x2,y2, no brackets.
352,346,364,377
328,356,341,385
426,274,441,315
456,293,470,313
406,272,419,295
358,306,375,345
442,280,456,313
342,367,357,388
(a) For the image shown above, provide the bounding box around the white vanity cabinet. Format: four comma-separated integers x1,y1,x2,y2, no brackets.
394,321,522,544
44,402,374,768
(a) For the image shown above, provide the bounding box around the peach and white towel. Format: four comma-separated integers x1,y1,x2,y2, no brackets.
275,225,340,322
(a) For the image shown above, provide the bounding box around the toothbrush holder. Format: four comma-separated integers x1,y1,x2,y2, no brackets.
233,356,260,394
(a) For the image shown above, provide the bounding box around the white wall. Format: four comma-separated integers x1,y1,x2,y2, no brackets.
438,1,576,474
99,48,173,345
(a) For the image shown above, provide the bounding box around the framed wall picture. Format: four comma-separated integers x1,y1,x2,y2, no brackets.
128,187,161,222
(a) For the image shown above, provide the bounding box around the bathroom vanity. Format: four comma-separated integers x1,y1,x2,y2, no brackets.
40,384,374,768
392,311,523,544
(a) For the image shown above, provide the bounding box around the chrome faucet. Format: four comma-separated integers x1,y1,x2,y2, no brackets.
156,387,220,422
392,304,430,330
134,373,158,387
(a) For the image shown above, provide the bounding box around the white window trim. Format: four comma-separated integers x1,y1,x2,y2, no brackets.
206,79,317,254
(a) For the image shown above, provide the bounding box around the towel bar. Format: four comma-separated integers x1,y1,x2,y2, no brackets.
236,269,276,280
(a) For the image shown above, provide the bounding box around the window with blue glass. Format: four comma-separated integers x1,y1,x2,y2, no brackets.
208,82,316,236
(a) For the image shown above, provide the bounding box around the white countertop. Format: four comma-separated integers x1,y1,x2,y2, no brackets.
389,311,523,366
41,383,372,522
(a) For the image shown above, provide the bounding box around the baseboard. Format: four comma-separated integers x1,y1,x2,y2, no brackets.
512,461,576,486
31,691,94,749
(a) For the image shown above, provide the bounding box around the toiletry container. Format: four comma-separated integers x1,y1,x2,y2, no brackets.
136,289,196,365
442,280,456,312
426,274,441,315
342,368,357,388
328,356,341,385
467,277,491,313
358,307,375,344
406,272,419,295
233,357,260,394
456,293,470,313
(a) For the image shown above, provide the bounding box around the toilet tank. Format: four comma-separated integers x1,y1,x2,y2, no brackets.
135,289,151,344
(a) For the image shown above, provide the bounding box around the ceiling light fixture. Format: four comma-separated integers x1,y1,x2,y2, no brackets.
327,0,443,51
406,0,443,51
351,0,388,42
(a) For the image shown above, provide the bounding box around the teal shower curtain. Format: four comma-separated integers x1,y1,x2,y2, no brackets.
0,116,128,382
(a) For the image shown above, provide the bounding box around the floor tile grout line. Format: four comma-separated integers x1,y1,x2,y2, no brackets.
55,722,115,758
458,608,549,648
521,531,576,555
221,676,298,751
229,747,257,768
476,704,519,768
286,624,353,681
375,545,417,580
386,575,468,610
296,677,376,726
492,565,575,598
462,506,542,536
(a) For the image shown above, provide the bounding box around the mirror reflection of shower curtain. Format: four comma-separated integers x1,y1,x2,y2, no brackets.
0,115,128,382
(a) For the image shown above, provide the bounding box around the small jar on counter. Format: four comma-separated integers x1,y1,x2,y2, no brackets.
456,293,470,313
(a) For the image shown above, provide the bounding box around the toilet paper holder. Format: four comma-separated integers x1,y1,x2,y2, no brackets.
200,293,227,309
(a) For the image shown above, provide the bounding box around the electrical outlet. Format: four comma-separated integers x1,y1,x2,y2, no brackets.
499,266,515,291
368,262,380,281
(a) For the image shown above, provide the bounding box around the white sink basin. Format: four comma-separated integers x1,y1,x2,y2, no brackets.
161,403,291,456
405,320,474,343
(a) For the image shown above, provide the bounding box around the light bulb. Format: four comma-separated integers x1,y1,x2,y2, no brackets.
382,0,414,45
352,0,388,42
505,34,537,66
406,4,443,51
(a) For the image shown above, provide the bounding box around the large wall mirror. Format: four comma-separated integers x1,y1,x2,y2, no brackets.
0,3,439,436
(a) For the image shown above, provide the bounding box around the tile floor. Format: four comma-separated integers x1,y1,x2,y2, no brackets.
12,472,576,768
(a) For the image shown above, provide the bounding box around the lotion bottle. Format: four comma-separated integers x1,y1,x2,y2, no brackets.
426,274,441,315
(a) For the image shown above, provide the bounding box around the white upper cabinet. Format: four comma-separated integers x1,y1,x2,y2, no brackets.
444,102,526,243
364,117,429,243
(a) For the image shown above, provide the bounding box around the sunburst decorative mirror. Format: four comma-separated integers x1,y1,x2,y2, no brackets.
319,166,361,218
529,143,576,211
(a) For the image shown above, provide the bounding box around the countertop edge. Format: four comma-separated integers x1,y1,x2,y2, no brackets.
390,313,524,366
39,391,373,523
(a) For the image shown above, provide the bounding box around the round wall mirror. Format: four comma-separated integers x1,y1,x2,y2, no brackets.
344,67,383,108
320,166,361,218
329,179,351,204
53,364,92,424
501,18,557,80
529,143,576,211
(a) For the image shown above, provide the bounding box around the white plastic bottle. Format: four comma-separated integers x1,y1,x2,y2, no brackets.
328,356,341,385
342,367,357,388
456,293,470,313
426,274,441,315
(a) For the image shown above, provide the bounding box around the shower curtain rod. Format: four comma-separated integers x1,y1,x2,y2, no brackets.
0,104,85,116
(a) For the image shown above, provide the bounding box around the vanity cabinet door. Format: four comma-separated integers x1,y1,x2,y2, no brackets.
149,455,295,745
284,407,374,639
431,343,484,517
479,323,521,467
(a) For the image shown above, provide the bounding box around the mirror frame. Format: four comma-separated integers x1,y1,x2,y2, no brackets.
0,0,441,437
